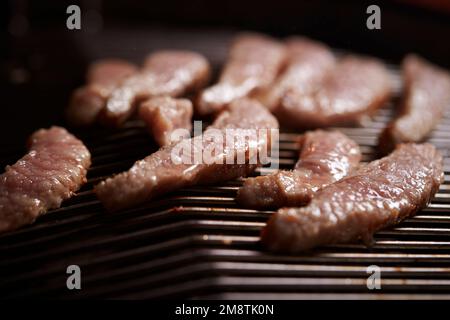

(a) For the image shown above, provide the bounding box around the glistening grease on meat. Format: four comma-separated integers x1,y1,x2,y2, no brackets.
139,97,193,146
236,130,361,209
66,59,138,126
103,51,210,126
0,127,91,233
197,33,286,116
278,55,391,128
378,55,450,154
95,98,278,211
262,143,443,253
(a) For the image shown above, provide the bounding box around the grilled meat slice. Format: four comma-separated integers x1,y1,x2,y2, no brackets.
378,55,450,154
278,55,391,128
66,59,138,126
257,37,335,112
262,143,443,253
0,127,91,233
237,130,361,209
197,33,286,116
139,97,193,146
95,98,278,211
103,51,210,126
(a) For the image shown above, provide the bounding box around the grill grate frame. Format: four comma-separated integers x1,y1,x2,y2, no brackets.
0,56,450,300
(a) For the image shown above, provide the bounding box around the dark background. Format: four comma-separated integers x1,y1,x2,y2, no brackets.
1,0,449,154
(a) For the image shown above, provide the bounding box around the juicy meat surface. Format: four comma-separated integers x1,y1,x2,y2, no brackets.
197,33,286,116
257,37,336,112
278,55,391,128
262,143,443,253
66,59,138,126
378,55,450,154
237,130,361,209
139,97,193,146
95,98,279,211
0,127,91,233
103,51,210,126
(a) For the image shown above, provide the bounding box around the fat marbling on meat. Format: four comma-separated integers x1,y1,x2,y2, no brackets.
0,127,91,233
237,130,361,209
95,98,278,211
378,55,450,154
262,143,443,253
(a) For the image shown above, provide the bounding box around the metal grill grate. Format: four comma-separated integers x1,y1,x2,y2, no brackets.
0,58,449,300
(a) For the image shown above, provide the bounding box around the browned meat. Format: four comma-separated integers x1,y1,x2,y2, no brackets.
66,59,138,126
236,130,361,209
278,55,391,128
378,55,450,154
257,37,335,111
95,98,278,211
0,127,91,233
196,33,286,116
262,143,443,253
139,97,193,146
102,51,210,126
